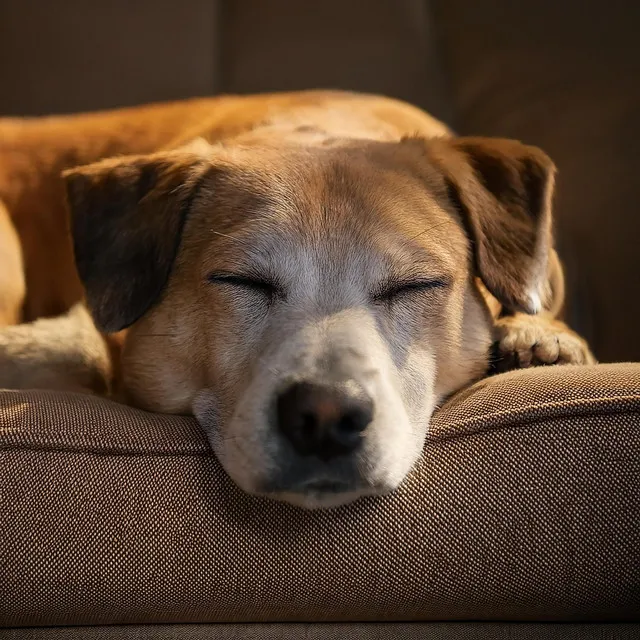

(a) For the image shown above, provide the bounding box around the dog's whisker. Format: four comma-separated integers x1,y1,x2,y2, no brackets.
408,219,458,242
210,230,250,246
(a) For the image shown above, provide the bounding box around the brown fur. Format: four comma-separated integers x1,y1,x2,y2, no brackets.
0,90,594,506
0,89,594,394
0,91,448,323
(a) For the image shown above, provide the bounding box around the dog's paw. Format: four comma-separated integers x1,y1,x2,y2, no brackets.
492,313,596,373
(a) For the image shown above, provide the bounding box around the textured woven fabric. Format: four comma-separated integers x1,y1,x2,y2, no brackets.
1,364,639,627
1,622,639,639
431,0,640,362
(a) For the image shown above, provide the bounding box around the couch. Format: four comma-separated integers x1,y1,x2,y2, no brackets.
1,1,639,638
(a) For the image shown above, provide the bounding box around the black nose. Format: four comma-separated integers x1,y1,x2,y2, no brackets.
276,380,374,460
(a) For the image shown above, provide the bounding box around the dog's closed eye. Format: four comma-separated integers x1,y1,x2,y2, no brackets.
372,278,449,304
207,272,284,300
207,272,449,306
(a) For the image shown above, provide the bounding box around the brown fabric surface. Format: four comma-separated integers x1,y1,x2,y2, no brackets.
1,364,639,627
0,1,452,125
1,622,638,639
221,0,452,123
430,0,640,363
0,0,221,116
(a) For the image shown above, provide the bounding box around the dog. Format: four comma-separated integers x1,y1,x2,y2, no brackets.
0,90,594,508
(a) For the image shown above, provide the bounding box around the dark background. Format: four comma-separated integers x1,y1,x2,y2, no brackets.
1,0,639,362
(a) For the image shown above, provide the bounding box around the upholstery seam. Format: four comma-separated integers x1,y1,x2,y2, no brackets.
431,393,640,435
1,405,639,458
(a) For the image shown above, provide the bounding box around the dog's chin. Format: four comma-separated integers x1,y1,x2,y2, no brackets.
261,477,396,509
266,488,368,510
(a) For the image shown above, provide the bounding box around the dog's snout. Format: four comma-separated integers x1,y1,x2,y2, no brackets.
276,380,373,460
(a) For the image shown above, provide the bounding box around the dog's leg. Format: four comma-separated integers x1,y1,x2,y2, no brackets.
0,303,113,394
491,251,596,371
0,200,25,326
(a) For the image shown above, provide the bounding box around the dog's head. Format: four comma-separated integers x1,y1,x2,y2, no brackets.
63,135,555,508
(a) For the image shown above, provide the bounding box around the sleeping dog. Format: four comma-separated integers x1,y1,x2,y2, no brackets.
0,91,594,508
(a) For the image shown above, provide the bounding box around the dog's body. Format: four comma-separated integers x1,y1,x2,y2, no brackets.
0,90,594,508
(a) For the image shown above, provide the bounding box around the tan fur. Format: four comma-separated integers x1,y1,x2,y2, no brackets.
0,92,448,322
0,303,110,394
0,200,24,326
0,90,595,508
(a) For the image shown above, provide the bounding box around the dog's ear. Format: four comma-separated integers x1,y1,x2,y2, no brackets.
63,143,211,332
424,136,556,314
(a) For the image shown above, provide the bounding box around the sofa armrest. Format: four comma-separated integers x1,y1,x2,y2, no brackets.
1,364,639,627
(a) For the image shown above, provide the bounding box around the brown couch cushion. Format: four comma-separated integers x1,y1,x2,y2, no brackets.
430,0,640,363
1,364,639,627
2,622,639,639
0,0,453,125
221,0,452,123
0,0,221,116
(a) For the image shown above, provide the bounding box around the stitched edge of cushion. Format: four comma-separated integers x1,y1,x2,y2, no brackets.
1,403,639,457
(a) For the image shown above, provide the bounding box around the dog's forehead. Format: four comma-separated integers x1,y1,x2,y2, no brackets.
190,141,465,276
207,142,448,226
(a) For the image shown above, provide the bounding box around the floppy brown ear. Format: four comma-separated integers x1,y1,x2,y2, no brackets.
426,136,556,314
63,146,210,332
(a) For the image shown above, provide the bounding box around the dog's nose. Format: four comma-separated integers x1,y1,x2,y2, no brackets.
276,380,374,460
